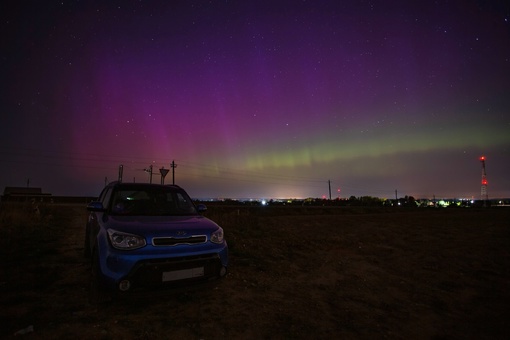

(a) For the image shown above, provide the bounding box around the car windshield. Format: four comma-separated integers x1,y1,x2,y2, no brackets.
109,186,197,216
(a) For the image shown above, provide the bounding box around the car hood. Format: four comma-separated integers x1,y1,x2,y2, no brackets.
103,214,221,236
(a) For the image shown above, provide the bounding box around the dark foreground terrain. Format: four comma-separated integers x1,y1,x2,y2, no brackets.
1,202,509,339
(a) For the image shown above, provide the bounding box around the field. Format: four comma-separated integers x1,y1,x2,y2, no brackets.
1,202,509,339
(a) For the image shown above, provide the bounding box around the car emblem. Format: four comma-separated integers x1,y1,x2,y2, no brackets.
176,231,187,236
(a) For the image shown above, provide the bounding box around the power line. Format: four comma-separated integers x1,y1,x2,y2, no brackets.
0,147,413,197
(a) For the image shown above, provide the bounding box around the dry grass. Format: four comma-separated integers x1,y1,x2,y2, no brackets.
1,203,509,339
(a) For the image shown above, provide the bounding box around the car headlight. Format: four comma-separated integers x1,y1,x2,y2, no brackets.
107,229,146,250
210,227,224,244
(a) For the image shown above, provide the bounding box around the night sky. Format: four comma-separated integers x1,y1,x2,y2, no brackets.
1,0,509,200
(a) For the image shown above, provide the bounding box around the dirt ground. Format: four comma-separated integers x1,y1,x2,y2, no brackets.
1,203,509,339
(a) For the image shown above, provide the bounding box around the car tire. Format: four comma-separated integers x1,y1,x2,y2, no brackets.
89,248,112,304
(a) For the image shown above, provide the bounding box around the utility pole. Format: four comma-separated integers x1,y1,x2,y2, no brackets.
147,165,153,184
328,180,332,200
118,165,123,182
171,160,177,185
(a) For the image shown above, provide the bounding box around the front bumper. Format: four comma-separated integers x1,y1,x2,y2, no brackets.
123,253,226,291
97,240,228,291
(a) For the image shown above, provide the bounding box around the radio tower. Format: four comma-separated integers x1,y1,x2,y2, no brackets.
480,156,488,203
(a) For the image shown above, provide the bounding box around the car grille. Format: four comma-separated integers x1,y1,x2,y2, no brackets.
152,235,207,246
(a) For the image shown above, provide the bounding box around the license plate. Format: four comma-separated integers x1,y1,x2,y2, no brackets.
162,267,204,282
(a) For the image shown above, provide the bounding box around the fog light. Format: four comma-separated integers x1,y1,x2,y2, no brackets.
119,280,131,291
220,266,227,277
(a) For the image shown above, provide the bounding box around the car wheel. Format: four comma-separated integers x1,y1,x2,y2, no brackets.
89,248,112,304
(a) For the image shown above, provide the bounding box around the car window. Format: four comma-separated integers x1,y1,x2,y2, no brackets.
97,187,107,202
109,187,197,216
100,187,112,207
176,192,195,213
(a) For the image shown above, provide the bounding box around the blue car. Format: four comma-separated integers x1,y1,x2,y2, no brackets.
84,182,228,295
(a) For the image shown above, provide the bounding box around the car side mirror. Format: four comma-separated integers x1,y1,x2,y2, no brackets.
87,201,106,212
196,204,207,213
